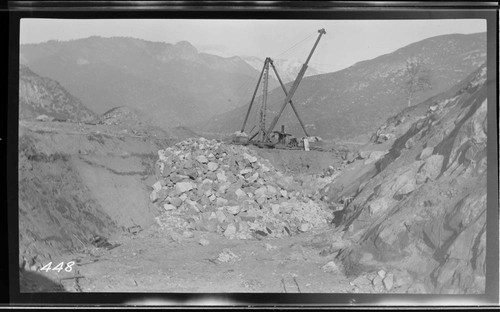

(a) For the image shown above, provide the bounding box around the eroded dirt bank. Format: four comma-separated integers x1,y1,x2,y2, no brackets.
19,121,169,275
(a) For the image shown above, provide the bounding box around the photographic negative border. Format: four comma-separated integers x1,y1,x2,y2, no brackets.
4,1,499,307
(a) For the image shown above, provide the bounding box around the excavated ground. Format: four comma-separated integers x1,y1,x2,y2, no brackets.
62,224,351,293
18,120,359,293
19,67,488,297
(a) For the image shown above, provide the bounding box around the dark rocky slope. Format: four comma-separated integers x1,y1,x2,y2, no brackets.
322,64,488,294
19,65,98,122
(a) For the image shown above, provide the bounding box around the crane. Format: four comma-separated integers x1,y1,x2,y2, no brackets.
237,28,326,148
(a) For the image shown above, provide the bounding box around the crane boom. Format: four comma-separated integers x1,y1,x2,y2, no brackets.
264,28,326,141
269,60,309,137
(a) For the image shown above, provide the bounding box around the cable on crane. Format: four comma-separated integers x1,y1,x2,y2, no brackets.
273,31,317,59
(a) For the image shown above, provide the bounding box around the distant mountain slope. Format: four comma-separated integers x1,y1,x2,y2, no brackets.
201,33,486,141
102,105,200,141
102,106,146,126
19,65,98,122
20,36,265,128
241,56,324,83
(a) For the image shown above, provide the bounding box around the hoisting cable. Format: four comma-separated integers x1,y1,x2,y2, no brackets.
273,31,317,59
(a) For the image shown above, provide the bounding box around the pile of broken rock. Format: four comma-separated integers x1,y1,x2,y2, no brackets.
150,138,332,239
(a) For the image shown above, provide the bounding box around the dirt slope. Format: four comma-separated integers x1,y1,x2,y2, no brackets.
18,120,171,273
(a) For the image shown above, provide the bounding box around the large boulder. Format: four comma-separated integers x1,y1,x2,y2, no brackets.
415,154,444,184
175,181,195,194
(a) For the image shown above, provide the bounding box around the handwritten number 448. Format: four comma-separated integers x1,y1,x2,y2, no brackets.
40,261,75,273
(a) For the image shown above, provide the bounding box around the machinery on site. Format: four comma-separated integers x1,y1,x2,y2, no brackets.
233,28,326,150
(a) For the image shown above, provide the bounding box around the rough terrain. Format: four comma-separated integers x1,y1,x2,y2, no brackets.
322,64,488,294
17,58,489,295
19,120,360,293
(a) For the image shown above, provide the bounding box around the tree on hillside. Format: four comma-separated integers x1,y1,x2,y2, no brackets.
402,57,433,107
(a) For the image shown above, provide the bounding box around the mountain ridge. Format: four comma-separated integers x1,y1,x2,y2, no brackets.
20,36,266,128
240,55,324,83
19,64,98,122
199,32,486,141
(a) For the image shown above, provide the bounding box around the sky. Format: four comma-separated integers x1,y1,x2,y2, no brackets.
20,19,486,73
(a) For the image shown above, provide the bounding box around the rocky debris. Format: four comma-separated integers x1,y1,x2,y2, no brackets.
372,274,385,292
358,150,388,163
342,151,357,164
169,231,183,243
127,225,143,235
231,131,249,144
207,162,218,171
298,223,310,232
375,133,395,144
154,212,191,232
358,151,371,159
319,166,336,178
217,248,240,263
182,230,194,238
364,159,424,216
371,112,410,145
163,204,176,211
415,154,444,184
233,131,248,138
35,114,54,122
348,269,416,293
351,275,372,289
407,282,428,294
321,261,340,273
223,223,237,238
90,235,120,250
151,138,332,239
21,256,41,272
419,146,434,160
102,106,140,126
363,150,389,165
175,181,195,194
383,273,394,290
265,243,277,251
195,155,209,164
198,238,210,246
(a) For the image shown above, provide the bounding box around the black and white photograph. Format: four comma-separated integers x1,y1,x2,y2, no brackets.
13,8,496,303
